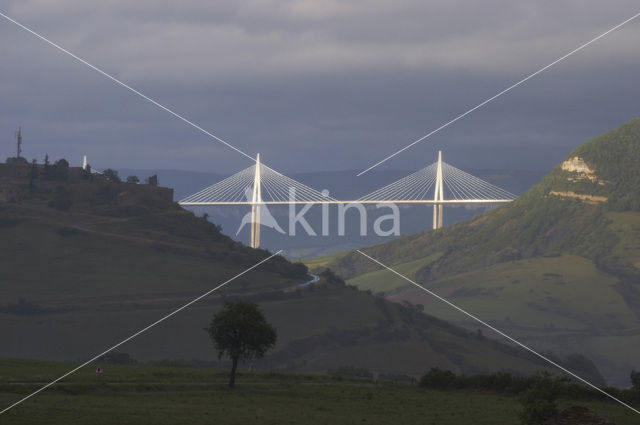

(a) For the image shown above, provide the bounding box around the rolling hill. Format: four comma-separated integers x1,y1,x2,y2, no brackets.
0,168,572,379
318,118,640,386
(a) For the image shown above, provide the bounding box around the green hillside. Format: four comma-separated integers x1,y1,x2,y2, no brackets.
0,171,567,379
319,118,640,386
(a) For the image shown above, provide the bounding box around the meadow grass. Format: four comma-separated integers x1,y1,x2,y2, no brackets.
346,253,442,294
0,359,638,425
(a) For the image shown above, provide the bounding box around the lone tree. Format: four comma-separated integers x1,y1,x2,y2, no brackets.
207,301,276,387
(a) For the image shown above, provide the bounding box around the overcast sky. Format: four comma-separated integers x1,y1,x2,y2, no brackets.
1,1,639,175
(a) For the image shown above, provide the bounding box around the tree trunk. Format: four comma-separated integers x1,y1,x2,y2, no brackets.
229,356,238,388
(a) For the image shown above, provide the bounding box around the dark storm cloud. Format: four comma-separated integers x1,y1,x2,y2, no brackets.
0,0,639,174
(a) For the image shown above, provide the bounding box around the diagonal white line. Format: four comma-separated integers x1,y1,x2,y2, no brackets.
0,11,255,162
0,250,283,416
356,249,640,415
357,11,640,176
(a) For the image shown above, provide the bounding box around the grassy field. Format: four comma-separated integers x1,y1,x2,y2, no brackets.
384,254,640,385
0,359,638,425
389,255,635,330
300,250,350,270
339,249,640,382
346,253,442,294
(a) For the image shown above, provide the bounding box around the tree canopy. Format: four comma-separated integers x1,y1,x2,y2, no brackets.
207,301,276,387
103,168,121,183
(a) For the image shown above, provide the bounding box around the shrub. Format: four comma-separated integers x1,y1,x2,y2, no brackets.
518,373,563,425
287,262,309,279
54,159,69,181
631,370,640,390
103,169,121,183
319,268,346,285
419,368,457,390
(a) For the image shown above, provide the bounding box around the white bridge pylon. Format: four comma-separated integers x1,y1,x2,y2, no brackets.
356,150,516,229
180,153,338,248
179,151,516,247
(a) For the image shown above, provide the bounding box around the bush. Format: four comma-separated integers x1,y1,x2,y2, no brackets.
419,368,457,390
54,159,69,181
631,370,640,390
287,262,309,278
319,268,346,286
518,373,564,425
103,169,121,183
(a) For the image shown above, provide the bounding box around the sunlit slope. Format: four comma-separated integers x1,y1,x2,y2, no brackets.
325,118,640,282
387,255,633,330
318,118,640,385
345,254,442,293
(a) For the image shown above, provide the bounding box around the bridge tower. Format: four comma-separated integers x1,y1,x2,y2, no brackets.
250,153,262,248
432,150,444,230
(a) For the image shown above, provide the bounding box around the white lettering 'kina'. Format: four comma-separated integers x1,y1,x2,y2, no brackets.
236,186,285,236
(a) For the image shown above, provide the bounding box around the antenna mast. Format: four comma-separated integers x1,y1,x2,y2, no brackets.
15,126,22,158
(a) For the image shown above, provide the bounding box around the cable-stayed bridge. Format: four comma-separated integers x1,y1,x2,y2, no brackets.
179,152,516,248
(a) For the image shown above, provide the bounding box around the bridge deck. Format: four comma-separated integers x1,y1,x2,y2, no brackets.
179,199,513,206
